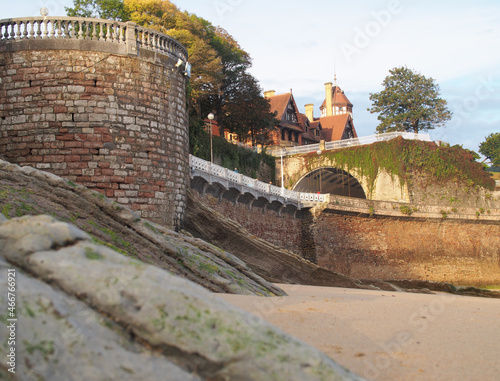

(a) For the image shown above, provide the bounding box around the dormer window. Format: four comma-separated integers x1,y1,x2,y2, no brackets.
285,102,298,123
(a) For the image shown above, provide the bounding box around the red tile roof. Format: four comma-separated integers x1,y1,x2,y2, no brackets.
320,85,353,110
268,92,294,121
320,114,357,141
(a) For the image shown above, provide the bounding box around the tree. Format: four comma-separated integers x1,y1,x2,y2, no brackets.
66,0,276,150
479,132,500,166
66,0,129,20
368,66,452,134
222,73,278,146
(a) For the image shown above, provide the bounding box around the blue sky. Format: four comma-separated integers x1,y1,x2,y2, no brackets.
2,0,499,153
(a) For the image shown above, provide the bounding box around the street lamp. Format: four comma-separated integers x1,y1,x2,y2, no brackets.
280,147,286,195
316,149,322,194
208,113,214,163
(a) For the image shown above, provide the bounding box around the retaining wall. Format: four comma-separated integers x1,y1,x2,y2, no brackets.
0,17,189,228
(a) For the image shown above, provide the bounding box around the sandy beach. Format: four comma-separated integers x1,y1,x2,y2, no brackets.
219,284,500,381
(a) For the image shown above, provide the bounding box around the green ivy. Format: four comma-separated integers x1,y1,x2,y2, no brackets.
299,137,494,194
190,127,276,183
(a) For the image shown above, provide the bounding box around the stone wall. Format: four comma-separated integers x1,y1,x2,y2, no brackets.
193,191,500,286
0,34,189,229
281,154,410,202
313,211,500,286
197,193,303,254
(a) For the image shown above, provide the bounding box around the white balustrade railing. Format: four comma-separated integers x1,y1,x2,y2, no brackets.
0,17,188,62
266,131,431,157
190,155,326,204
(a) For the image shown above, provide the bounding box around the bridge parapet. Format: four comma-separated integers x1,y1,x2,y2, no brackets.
267,131,431,156
189,155,328,216
320,193,500,222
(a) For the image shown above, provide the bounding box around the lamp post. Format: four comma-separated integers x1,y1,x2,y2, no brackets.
280,148,286,196
208,113,214,163
316,149,322,194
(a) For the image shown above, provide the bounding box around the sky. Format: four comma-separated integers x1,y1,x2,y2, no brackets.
2,0,499,153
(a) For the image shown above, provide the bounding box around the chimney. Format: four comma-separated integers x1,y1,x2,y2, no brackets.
264,90,276,98
325,82,333,117
305,104,314,122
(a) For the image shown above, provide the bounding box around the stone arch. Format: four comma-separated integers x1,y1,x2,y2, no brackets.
292,167,367,199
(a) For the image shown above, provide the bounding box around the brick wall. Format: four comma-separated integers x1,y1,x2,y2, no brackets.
0,49,189,228
313,211,500,286
194,191,500,286
200,194,303,254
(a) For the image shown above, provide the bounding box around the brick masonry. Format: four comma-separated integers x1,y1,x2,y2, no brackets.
195,193,500,286
200,194,303,254
0,49,189,229
313,211,500,286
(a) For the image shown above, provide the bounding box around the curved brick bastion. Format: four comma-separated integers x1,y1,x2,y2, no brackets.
0,17,190,229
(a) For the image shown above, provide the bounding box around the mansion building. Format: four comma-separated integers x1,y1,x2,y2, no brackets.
206,78,358,148
264,78,357,147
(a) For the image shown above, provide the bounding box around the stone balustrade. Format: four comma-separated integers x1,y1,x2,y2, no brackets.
266,131,432,157
0,16,188,63
189,155,328,207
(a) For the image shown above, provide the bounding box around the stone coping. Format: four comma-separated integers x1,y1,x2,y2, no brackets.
320,194,500,223
0,16,187,63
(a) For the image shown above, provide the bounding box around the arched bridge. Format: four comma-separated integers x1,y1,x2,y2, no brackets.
189,155,326,217
271,132,432,202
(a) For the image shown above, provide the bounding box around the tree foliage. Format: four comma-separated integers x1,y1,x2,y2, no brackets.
369,66,452,134
222,73,278,146
66,0,276,149
479,132,500,166
66,0,129,20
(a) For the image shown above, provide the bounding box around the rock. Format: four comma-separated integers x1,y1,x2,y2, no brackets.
0,215,364,381
0,159,284,296
0,257,201,381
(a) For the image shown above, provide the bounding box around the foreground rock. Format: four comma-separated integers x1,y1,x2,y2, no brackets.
0,159,283,296
0,215,364,381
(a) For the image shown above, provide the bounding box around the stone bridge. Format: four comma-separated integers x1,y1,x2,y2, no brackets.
189,155,328,217
272,132,431,202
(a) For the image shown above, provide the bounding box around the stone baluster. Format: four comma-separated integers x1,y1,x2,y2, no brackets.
51,20,57,38
78,20,84,39
36,20,42,38
99,21,104,40
4,22,10,40
42,19,49,38
105,22,111,41
64,20,70,38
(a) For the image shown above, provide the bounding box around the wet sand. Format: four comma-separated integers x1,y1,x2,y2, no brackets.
218,284,500,381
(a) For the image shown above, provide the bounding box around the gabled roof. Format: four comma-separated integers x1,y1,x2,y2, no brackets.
320,85,353,110
310,119,322,130
320,114,357,141
300,113,322,143
267,92,301,125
